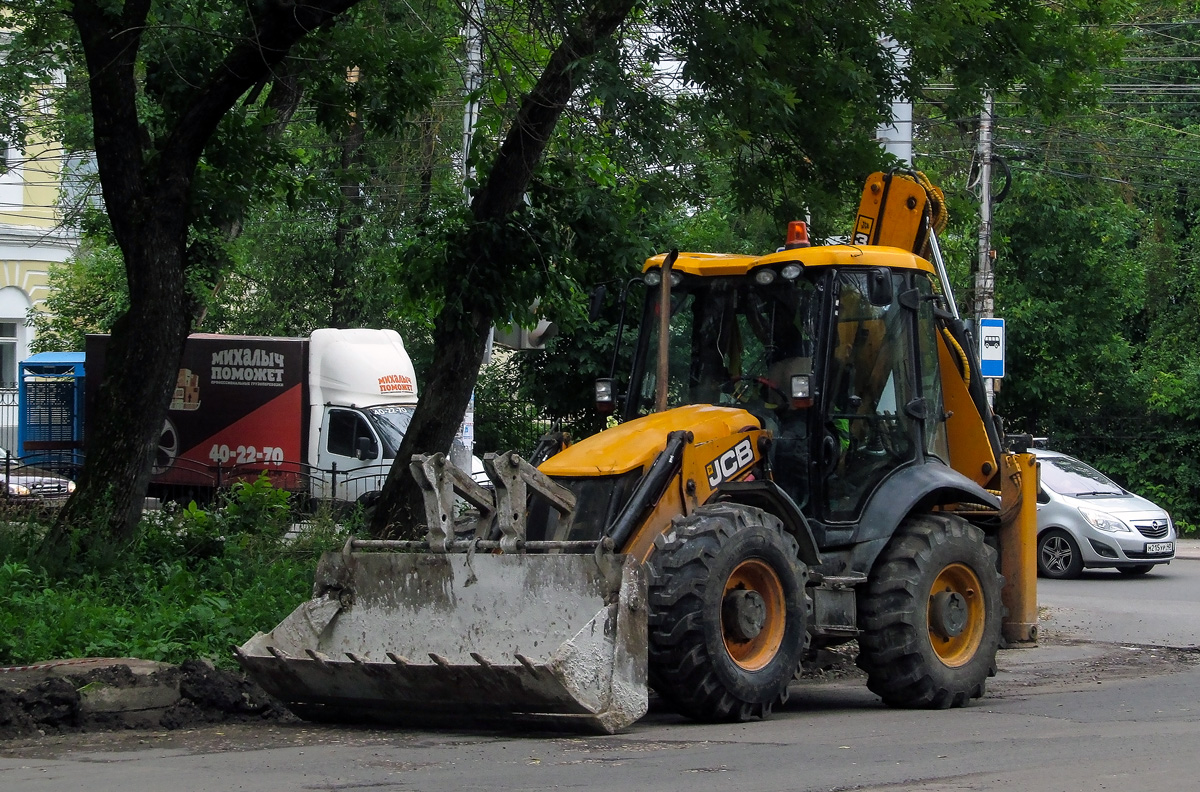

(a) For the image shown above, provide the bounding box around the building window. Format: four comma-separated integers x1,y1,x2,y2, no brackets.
0,322,17,388
0,142,22,208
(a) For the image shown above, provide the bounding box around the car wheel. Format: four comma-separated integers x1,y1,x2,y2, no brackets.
1117,564,1154,576
1037,529,1083,580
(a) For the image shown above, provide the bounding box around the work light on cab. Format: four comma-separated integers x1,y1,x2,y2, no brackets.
643,268,681,287
790,374,813,409
594,377,616,415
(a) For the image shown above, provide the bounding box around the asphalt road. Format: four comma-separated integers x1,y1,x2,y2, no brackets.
1037,544,1200,647
2,554,1199,792
3,660,1200,792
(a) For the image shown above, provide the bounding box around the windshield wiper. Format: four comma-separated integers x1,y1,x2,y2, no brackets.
1073,490,1123,497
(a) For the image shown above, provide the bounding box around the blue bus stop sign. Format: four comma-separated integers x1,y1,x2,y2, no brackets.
979,318,1005,378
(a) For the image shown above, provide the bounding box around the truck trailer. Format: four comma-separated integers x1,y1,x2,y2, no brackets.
82,328,470,506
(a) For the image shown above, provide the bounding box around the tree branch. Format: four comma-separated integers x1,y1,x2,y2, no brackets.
158,0,363,192
470,0,638,225
70,0,152,255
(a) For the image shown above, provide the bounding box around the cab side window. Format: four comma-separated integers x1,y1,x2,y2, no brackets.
327,409,377,459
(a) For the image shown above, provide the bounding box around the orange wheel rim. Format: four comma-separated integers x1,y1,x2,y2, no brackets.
721,558,786,671
928,562,985,668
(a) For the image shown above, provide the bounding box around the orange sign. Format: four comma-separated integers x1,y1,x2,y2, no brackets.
378,373,415,394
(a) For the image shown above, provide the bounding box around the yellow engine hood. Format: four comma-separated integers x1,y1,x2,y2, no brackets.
540,405,760,477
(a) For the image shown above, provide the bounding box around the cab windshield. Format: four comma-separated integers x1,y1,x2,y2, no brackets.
636,274,819,412
366,405,415,458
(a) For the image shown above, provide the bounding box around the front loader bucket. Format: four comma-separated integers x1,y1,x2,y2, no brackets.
236,549,649,734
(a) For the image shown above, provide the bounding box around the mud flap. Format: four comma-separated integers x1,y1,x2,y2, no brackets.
236,550,648,734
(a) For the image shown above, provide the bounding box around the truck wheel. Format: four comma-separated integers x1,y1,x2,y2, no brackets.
647,503,808,722
151,418,179,476
856,513,1002,709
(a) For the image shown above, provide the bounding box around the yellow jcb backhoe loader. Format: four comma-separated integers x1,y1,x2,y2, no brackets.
237,171,1038,734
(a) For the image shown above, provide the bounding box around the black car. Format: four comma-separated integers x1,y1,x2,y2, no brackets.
0,449,76,506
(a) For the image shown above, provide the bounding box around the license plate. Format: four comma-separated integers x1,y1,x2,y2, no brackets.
1145,542,1174,554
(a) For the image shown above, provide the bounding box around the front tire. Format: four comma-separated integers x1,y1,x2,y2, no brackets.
1038,528,1084,579
647,504,808,722
856,513,1003,709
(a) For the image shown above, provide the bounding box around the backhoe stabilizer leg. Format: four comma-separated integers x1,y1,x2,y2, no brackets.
1000,452,1039,645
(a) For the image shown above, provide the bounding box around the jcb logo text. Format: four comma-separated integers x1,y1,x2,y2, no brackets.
706,438,755,488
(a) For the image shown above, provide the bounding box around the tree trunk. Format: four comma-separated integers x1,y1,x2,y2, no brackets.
36,0,367,569
369,307,493,536
40,233,191,562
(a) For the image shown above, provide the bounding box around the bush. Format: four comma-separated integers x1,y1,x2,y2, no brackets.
0,478,346,668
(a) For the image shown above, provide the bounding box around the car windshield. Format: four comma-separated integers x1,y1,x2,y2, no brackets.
1040,456,1125,497
366,405,415,458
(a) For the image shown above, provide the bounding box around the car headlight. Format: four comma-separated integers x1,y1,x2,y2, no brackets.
6,483,30,497
1079,506,1130,533
67,481,76,493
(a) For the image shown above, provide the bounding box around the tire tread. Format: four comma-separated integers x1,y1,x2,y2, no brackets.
855,513,1003,709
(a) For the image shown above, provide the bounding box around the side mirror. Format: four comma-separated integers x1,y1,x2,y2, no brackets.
355,436,377,461
587,285,608,323
789,374,813,409
867,268,894,306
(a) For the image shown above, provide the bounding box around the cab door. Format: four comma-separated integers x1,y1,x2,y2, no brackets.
315,407,383,503
819,269,919,523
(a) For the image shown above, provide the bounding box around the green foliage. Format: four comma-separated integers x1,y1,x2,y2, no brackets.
0,479,345,667
1044,418,1200,537
29,240,129,353
220,474,294,538
6,0,1141,545
992,170,1144,424
945,2,1200,533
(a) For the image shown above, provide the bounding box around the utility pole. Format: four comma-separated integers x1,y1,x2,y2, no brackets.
875,28,912,164
461,0,484,197
972,91,996,408
460,0,485,463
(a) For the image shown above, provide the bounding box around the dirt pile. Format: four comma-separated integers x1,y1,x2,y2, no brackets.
0,660,288,740
160,660,287,730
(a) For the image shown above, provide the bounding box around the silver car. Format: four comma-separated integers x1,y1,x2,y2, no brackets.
1035,449,1175,579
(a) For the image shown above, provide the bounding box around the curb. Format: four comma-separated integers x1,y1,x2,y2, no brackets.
0,658,284,739
1173,538,1200,560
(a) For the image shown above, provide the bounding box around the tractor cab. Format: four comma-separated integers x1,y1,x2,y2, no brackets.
616,240,955,531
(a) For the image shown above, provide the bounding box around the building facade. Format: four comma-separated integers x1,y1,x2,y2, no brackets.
0,121,80,449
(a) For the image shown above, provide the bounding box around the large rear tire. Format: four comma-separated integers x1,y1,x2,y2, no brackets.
647,503,808,722
856,513,1003,709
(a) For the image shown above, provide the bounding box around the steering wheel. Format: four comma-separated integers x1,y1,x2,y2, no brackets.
720,376,790,408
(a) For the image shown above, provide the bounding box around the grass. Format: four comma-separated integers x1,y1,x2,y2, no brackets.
0,476,349,669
